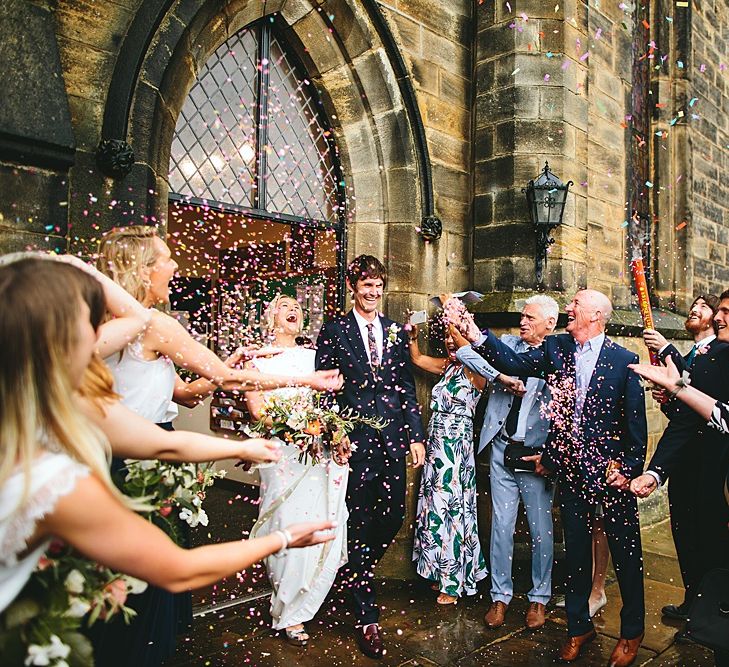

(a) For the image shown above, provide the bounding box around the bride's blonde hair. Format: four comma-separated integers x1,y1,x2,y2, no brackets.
263,294,303,337
97,225,160,302
0,259,126,505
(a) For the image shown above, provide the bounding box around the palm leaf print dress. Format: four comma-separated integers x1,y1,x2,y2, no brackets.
413,362,488,597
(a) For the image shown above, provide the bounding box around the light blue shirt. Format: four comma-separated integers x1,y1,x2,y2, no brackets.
573,332,605,420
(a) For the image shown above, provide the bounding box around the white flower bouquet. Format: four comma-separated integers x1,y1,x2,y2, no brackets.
0,540,147,667
119,460,225,538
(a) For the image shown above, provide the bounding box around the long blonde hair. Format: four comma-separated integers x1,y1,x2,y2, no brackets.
97,226,160,302
0,259,124,504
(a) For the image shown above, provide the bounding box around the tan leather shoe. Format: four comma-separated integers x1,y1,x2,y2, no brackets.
608,634,644,667
484,601,508,628
556,629,597,662
525,602,546,629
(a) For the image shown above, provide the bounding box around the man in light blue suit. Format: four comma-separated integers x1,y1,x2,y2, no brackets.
455,294,558,631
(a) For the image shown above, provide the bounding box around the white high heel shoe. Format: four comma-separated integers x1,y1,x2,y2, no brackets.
589,592,608,617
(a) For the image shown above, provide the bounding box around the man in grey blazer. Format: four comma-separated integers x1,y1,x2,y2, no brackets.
455,294,558,631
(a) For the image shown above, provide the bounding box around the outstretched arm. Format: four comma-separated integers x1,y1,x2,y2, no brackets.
79,396,280,464
41,475,334,593
147,312,341,392
630,356,721,425
471,329,547,378
407,325,448,375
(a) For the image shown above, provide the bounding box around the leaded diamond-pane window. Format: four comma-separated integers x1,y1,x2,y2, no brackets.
265,34,339,221
169,20,344,225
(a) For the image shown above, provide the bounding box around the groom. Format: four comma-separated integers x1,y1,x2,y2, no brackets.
316,254,425,659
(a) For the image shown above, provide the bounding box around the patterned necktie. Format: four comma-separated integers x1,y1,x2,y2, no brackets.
366,323,380,368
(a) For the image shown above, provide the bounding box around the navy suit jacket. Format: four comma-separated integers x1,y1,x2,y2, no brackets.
315,311,425,462
656,343,691,419
648,340,729,481
473,331,647,490
659,343,690,375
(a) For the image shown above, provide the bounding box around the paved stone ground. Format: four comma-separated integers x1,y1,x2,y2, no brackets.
168,518,716,666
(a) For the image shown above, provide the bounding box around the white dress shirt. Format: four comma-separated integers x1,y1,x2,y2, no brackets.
574,332,606,421
657,334,715,358
352,308,383,365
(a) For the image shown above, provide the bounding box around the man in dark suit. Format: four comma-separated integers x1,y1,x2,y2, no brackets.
631,292,729,638
641,294,719,622
462,289,647,667
315,255,425,659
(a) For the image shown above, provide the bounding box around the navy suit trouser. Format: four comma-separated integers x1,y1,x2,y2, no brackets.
667,454,702,605
342,451,407,625
560,484,645,640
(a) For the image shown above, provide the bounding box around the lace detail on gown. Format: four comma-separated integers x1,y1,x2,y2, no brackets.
0,453,90,567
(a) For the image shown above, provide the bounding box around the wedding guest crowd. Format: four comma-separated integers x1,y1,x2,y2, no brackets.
2,240,729,667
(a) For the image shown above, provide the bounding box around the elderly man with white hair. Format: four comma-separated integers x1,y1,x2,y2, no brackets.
455,294,558,631
455,289,647,667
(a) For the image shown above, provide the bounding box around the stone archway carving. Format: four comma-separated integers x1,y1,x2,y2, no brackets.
99,0,441,269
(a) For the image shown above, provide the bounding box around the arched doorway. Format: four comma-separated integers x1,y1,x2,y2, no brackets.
164,16,348,611
167,17,347,382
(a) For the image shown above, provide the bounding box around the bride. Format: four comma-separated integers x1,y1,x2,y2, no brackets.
245,294,350,647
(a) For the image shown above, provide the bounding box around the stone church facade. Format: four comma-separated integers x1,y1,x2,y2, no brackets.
1,0,727,574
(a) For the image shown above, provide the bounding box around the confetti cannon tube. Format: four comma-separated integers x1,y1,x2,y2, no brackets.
630,256,659,366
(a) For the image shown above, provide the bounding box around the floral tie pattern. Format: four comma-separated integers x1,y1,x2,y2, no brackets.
366,323,380,368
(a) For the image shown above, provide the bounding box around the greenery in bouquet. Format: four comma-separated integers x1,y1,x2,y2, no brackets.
249,392,388,465
0,540,147,667
118,459,225,543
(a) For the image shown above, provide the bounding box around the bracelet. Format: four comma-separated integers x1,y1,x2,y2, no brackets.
273,529,293,554
667,377,689,399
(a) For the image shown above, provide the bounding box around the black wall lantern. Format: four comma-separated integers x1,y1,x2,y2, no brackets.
523,161,573,285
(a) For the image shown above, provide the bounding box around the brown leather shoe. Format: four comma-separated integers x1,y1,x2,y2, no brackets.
484,601,508,628
556,629,597,662
608,634,644,667
526,602,546,629
356,624,384,659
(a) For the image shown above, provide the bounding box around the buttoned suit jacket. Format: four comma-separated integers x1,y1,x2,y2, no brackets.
315,310,425,463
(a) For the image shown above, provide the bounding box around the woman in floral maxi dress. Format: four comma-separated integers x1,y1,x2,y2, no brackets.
410,318,489,604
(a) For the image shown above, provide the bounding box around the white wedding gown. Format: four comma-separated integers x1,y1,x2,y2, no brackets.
249,346,349,630
0,452,90,613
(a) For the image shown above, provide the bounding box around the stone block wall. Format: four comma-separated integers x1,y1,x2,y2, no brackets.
687,0,729,295
473,0,642,306
583,2,634,309
379,0,473,296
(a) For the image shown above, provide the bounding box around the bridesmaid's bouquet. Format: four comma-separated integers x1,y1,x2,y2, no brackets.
118,460,226,539
249,392,387,465
0,541,146,667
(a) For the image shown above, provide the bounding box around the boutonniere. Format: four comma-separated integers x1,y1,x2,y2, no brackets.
386,323,401,350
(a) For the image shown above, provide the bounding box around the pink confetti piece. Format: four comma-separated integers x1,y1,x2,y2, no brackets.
579,51,590,61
